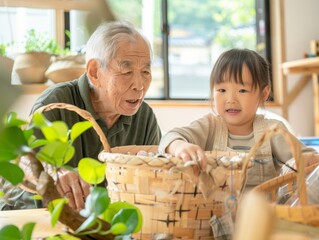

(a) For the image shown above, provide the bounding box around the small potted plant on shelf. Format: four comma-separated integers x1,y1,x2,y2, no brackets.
12,29,85,85
12,29,59,84
0,107,142,240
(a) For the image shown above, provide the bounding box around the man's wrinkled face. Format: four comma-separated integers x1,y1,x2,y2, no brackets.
96,36,152,116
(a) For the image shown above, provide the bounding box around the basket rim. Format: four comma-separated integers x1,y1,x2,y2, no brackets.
254,162,319,192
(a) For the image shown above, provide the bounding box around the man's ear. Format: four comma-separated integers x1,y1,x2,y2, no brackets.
86,59,100,87
262,85,271,101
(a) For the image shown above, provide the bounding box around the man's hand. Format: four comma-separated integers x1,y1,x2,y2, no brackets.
56,171,90,211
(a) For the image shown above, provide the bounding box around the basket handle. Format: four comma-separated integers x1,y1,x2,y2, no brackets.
34,103,111,152
240,124,308,205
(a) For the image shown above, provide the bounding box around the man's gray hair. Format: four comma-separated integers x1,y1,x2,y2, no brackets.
85,20,152,69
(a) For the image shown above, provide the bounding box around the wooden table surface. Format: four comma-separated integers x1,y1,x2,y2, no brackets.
0,208,68,238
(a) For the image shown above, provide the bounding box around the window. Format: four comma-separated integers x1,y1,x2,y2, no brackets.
0,0,270,100
107,0,270,100
0,7,56,52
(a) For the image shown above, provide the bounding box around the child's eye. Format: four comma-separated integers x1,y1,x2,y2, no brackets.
216,89,225,93
239,89,248,93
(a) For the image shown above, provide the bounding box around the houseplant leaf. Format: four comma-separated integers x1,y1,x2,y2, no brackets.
102,201,142,233
0,126,28,161
0,225,22,239
3,112,27,128
81,187,110,218
31,112,51,128
74,214,98,234
36,141,74,166
41,121,69,142
78,158,106,185
111,208,138,235
70,121,93,141
21,222,36,240
48,198,68,227
0,162,24,185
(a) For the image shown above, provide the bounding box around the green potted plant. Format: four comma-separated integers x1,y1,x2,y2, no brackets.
12,29,64,84
0,106,142,240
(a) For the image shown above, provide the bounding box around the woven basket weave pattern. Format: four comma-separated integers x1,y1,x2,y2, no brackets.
251,125,319,228
102,146,248,239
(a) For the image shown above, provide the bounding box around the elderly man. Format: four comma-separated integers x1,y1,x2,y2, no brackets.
1,21,161,211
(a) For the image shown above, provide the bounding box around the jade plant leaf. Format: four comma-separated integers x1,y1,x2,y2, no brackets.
41,121,69,142
29,139,49,149
23,129,35,143
78,158,106,185
70,121,93,142
0,161,24,185
101,202,143,233
0,126,28,161
107,223,126,235
74,214,98,234
111,209,138,235
0,225,22,239
81,187,110,218
36,141,74,167
21,222,36,240
3,112,27,128
48,198,68,227
31,112,51,128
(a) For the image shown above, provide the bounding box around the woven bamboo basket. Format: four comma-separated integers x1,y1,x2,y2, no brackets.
99,146,255,238
34,103,253,239
100,148,253,240
247,125,319,228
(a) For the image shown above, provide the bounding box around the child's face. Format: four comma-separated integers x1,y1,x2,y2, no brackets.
213,64,269,135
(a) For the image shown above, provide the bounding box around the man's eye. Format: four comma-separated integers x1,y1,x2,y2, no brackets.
122,71,132,75
143,71,151,76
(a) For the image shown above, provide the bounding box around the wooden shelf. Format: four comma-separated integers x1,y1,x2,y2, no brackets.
282,57,319,75
282,56,319,135
0,0,92,11
13,84,50,95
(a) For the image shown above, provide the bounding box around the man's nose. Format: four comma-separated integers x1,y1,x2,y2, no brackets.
131,73,144,91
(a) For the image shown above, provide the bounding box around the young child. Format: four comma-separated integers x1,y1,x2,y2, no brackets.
158,48,316,188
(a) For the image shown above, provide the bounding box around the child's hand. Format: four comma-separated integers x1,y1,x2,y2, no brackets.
166,140,207,172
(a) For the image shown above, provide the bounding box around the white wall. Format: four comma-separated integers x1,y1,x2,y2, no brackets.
283,0,319,136
8,0,319,137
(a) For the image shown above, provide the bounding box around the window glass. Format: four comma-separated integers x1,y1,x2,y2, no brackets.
107,0,164,98
0,7,55,55
0,1,267,101
108,0,261,100
167,0,256,99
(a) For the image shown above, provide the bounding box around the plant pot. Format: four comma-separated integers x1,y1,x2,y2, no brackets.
0,55,14,75
13,51,51,84
45,54,85,83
